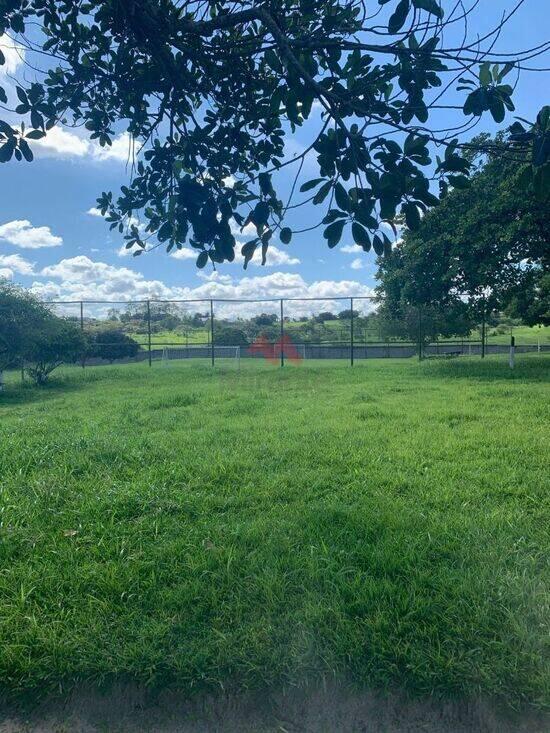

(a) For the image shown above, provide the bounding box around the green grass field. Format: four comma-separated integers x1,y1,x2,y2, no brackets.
486,324,550,345
127,322,550,349
0,356,548,707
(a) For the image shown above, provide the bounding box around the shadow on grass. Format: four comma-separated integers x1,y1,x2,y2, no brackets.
1,361,162,408
0,375,87,408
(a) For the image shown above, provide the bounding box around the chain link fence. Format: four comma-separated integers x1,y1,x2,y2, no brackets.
15,296,545,371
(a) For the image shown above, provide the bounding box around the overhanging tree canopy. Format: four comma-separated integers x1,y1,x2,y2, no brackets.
1,1,548,267
376,134,550,326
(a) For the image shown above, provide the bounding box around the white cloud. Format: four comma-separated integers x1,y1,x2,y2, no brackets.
0,220,63,249
341,244,363,254
32,126,131,163
230,219,257,238
30,255,376,317
0,253,35,275
171,248,197,261
350,258,364,270
197,271,233,284
87,208,103,218
261,245,300,267
246,245,300,267
0,268,13,279
93,132,132,162
0,35,25,75
33,127,90,158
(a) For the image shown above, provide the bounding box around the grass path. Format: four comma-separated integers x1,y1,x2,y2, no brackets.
0,357,548,706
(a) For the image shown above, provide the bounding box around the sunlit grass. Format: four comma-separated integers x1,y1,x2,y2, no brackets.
0,356,548,706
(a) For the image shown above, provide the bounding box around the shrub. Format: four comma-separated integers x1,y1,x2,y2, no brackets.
87,330,140,363
0,281,54,390
214,327,249,346
24,319,86,385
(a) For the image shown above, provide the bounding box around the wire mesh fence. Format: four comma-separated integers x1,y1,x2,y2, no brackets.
15,296,550,372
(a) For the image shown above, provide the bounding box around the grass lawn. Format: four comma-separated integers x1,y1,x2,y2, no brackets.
0,356,548,707
132,328,210,346
486,324,550,345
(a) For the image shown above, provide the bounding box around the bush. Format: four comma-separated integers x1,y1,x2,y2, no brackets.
214,327,249,346
0,281,55,390
87,330,140,363
24,319,86,385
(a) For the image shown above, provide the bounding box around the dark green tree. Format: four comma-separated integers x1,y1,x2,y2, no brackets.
0,281,56,390
87,329,140,363
1,2,548,267
23,318,86,385
213,326,250,346
377,134,550,328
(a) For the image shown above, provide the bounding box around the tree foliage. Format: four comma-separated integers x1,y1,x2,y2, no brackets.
376,134,550,326
0,280,52,380
0,1,548,268
86,329,140,363
23,318,86,384
0,281,86,385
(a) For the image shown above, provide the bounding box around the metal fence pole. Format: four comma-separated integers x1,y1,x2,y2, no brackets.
481,300,486,359
147,300,152,367
280,299,284,367
418,305,423,361
350,297,354,366
210,299,215,367
80,300,85,368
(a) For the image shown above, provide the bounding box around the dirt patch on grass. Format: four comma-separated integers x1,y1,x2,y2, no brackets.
1,682,548,732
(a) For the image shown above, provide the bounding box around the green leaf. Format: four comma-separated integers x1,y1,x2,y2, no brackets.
0,120,15,137
0,140,15,163
252,201,270,227
479,62,492,88
258,172,273,196
448,175,470,189
352,221,370,248
280,227,292,244
19,139,34,162
323,220,345,248
388,0,410,34
334,182,351,212
412,0,443,18
16,86,28,104
264,48,281,73
489,97,505,123
25,129,46,140
403,201,421,230
372,235,384,256
196,251,209,269
498,62,514,81
313,180,332,205
241,240,258,269
300,178,325,193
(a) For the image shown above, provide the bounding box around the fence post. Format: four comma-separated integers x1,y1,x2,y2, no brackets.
210,299,215,367
147,300,152,367
350,297,354,366
280,299,284,367
418,305,423,361
481,300,486,359
80,300,85,368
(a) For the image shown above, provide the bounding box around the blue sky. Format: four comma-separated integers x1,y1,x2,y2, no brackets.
0,0,548,309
